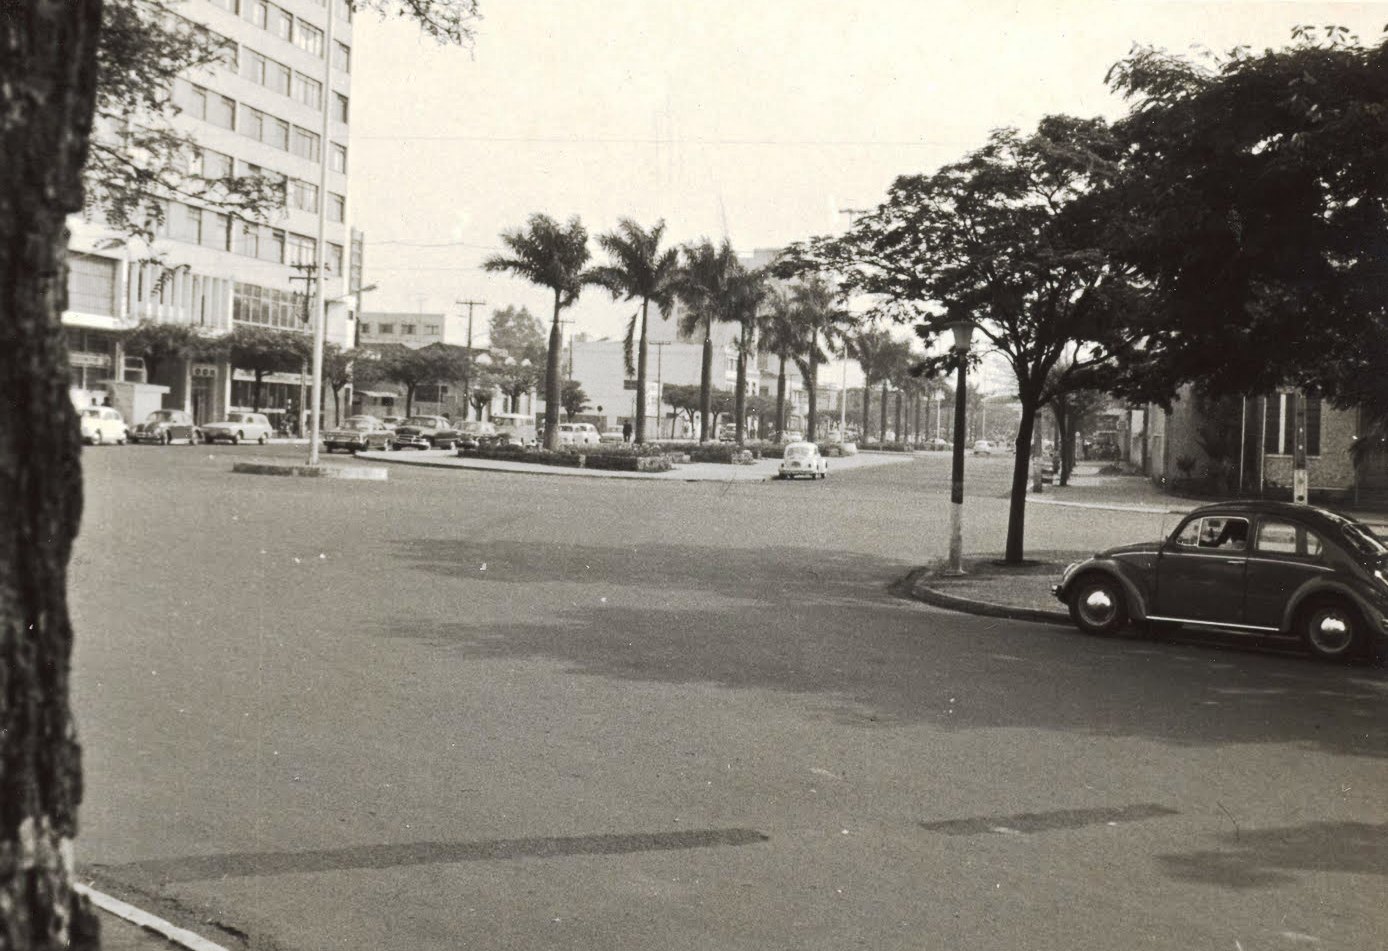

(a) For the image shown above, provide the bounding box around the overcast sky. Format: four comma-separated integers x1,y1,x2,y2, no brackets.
349,0,1386,355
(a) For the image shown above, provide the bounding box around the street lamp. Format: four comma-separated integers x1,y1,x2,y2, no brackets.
945,318,976,575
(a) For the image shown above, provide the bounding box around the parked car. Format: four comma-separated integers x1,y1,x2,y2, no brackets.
557,422,601,447
392,415,462,450
200,412,274,445
482,412,538,448
1053,500,1388,661
322,415,395,453
923,437,950,451
130,409,201,445
381,416,406,431
599,427,626,444
777,441,828,480
972,440,996,455
79,406,128,445
455,420,498,451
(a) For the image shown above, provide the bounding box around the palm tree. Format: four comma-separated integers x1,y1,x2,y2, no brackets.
727,268,767,444
789,275,855,441
483,214,590,450
843,325,895,442
758,285,802,441
588,219,680,444
676,238,740,442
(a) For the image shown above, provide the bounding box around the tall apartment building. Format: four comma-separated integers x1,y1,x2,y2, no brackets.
64,0,356,430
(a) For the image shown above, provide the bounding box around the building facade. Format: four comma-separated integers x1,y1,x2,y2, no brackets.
64,0,356,431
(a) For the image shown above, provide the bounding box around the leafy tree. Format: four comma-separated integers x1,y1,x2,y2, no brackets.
484,215,591,449
843,325,896,441
589,219,681,443
1096,28,1388,415
323,343,353,426
119,319,218,383
3,0,479,941
783,274,856,441
469,366,502,419
662,383,703,435
676,238,741,441
757,285,804,440
494,359,539,413
561,379,590,421
376,344,467,416
793,117,1144,561
226,324,311,412
487,305,547,367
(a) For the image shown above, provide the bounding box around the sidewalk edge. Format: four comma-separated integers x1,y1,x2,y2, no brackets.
895,566,1072,627
76,883,232,951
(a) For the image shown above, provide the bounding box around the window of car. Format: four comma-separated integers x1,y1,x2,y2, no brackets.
1175,515,1250,551
785,445,814,459
404,417,438,426
1254,518,1324,558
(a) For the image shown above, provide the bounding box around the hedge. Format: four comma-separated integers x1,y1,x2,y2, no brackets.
457,444,673,472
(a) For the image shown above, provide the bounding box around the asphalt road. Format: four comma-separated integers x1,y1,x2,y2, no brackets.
69,445,1387,951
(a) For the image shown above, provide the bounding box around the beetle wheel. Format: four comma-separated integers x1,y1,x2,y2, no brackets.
1067,573,1129,636
1299,598,1366,662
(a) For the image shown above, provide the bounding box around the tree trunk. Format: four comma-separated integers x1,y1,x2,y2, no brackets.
634,298,649,444
862,383,872,441
543,290,563,450
880,382,888,442
405,384,416,417
806,330,819,441
895,390,904,446
0,1,103,947
775,355,787,439
1004,396,1042,563
734,324,748,445
253,371,265,412
699,319,712,442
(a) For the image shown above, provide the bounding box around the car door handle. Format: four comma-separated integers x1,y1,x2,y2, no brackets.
1225,558,1244,565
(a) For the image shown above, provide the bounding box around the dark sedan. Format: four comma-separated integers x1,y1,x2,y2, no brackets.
392,415,461,450
322,416,395,453
1053,500,1388,661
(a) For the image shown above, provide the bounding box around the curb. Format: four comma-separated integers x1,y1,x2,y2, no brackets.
1028,496,1191,515
231,460,389,480
356,452,780,482
895,566,1071,627
76,884,230,951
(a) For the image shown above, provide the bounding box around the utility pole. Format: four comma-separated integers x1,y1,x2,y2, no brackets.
456,298,484,421
289,262,318,437
652,341,669,437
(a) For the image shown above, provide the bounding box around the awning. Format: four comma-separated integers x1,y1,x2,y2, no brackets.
354,390,396,399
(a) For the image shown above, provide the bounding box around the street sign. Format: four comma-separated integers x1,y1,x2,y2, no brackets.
623,379,637,391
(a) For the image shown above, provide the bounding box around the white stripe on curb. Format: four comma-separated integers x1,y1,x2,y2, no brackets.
75,883,232,951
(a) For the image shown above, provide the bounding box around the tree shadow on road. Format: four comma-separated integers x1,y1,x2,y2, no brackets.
1157,820,1388,887
387,538,1388,759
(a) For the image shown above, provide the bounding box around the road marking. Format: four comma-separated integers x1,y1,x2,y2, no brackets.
920,803,1178,836
75,883,231,951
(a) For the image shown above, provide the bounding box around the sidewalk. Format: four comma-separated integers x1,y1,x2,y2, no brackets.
901,553,1077,627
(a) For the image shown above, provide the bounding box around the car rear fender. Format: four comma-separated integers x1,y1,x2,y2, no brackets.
1064,561,1151,621
1281,580,1388,636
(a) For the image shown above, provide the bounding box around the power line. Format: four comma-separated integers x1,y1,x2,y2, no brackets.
353,134,960,147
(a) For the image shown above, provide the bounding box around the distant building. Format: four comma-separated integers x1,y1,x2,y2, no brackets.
357,311,462,349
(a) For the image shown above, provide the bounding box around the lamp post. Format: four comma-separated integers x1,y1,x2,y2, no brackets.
945,319,975,575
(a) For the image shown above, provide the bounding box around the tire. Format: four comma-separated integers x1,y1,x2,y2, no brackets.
118,431,127,445
1067,572,1129,636
189,430,201,445
231,432,241,445
92,430,103,446
386,440,396,452
258,433,268,445
160,430,170,446
1298,598,1367,662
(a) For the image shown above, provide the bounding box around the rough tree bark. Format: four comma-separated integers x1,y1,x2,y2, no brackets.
1,1,105,948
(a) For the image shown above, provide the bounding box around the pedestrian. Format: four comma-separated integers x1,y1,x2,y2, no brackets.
622,420,633,443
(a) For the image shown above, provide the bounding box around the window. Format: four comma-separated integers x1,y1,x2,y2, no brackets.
260,228,285,263
202,212,230,250
207,93,236,129
1175,516,1250,551
294,20,323,56
202,148,233,180
234,282,300,329
378,323,395,335
173,80,207,119
207,0,238,12
287,233,315,265
1255,519,1326,558
332,92,348,123
333,0,351,21
168,202,202,244
291,126,319,161
267,60,291,96
329,142,346,173
425,324,439,336
326,242,343,276
358,323,370,334
333,41,350,72
67,254,118,316
288,179,318,213
293,72,322,109
1264,393,1321,456
269,4,292,39
240,49,266,84
265,116,289,150
401,323,416,336
327,193,345,223
243,0,267,28
238,104,265,140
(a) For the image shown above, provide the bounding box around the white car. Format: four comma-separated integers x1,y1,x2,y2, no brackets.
201,412,274,445
972,439,996,456
778,441,828,480
79,406,128,445
557,422,601,446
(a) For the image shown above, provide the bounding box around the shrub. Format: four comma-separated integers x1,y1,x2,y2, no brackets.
458,443,673,472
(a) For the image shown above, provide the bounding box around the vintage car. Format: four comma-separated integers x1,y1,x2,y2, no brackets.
455,420,498,451
1053,500,1388,662
599,427,626,445
130,408,201,445
79,406,128,445
481,412,538,448
778,441,828,480
322,415,395,453
972,439,996,456
556,422,601,447
200,412,274,445
392,415,462,450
